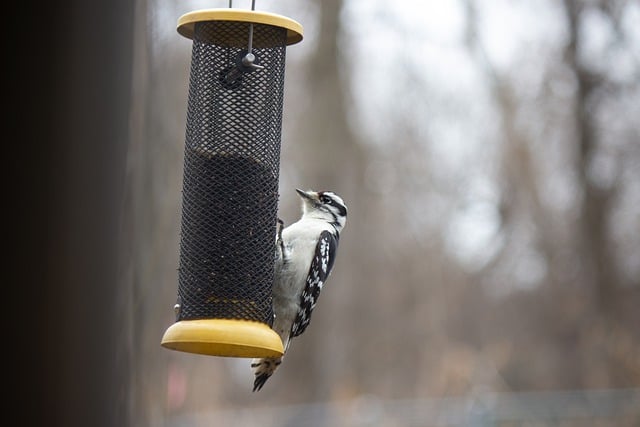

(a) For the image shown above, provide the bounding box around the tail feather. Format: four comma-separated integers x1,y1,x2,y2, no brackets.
252,314,290,392
251,357,282,392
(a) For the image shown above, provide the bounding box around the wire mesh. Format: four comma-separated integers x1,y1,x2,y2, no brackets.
176,20,287,324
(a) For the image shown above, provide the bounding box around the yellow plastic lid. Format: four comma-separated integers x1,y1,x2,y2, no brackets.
177,9,303,45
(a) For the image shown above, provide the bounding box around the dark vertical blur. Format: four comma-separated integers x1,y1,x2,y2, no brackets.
8,1,134,426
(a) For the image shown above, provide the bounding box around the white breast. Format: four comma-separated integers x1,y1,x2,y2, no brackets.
271,218,332,339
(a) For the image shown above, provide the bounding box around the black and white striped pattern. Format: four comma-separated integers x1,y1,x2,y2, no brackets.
291,230,338,337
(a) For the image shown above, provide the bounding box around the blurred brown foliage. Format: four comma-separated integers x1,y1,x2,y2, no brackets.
121,0,640,425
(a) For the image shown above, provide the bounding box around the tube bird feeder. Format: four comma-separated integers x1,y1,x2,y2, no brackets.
161,7,303,358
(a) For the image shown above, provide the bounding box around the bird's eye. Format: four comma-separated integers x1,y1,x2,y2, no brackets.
321,195,331,204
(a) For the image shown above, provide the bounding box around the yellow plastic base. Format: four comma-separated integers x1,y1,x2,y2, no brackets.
161,319,284,358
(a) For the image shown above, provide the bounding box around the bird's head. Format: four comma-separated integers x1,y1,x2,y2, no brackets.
296,188,347,232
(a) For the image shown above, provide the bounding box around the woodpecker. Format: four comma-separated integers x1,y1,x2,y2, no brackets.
251,188,347,391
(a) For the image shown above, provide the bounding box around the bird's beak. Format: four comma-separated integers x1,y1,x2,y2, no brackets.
295,188,316,200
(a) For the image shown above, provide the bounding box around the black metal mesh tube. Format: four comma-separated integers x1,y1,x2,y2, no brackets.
176,21,287,324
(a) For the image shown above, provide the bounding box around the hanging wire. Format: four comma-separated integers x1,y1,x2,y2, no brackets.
241,0,263,70
247,26,254,54
248,0,257,54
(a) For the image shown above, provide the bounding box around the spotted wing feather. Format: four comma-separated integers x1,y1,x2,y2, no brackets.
291,230,338,338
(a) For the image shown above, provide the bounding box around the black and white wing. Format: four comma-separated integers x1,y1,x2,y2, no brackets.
290,230,339,338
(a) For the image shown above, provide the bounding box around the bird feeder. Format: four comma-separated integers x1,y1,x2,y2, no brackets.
161,7,303,358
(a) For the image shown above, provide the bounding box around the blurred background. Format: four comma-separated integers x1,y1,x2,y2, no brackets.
20,0,639,426
138,0,640,425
